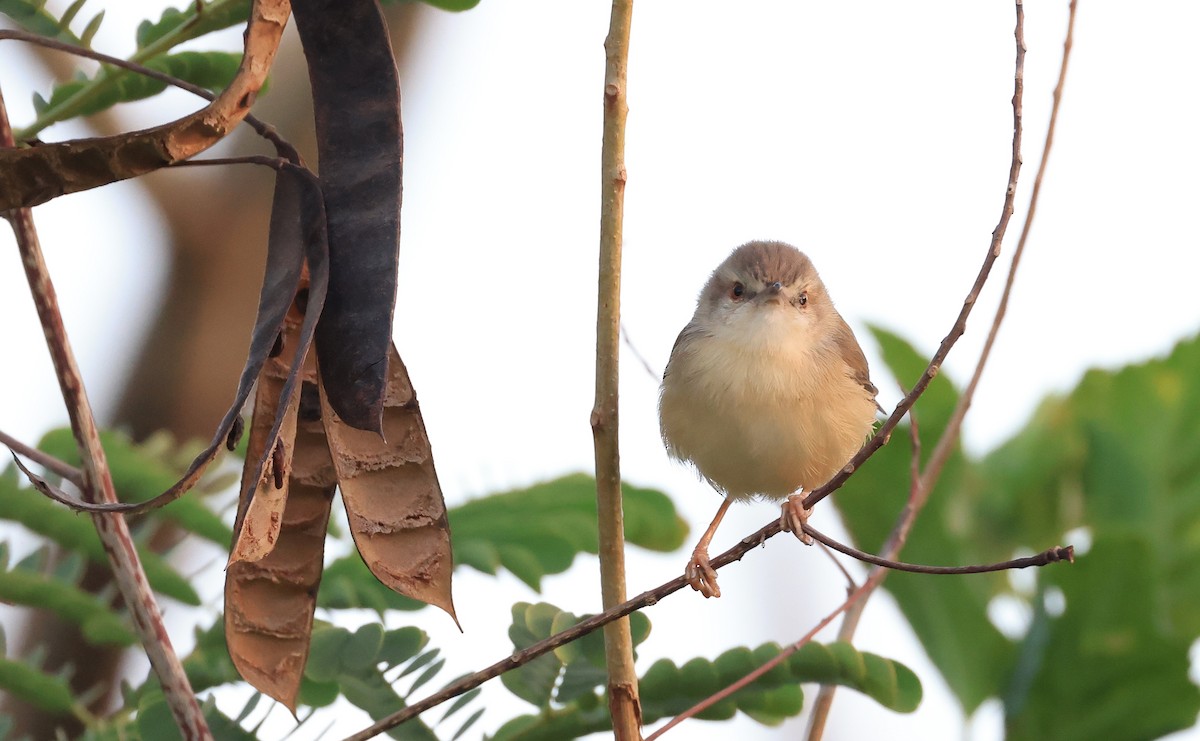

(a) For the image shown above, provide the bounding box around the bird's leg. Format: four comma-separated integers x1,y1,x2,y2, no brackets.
781,491,815,546
686,497,733,599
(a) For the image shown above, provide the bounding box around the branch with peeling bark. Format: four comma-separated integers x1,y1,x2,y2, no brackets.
0,0,289,211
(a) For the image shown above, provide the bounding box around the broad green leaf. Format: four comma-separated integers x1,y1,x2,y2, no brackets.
379,626,429,667
1005,537,1200,740
305,624,351,684
0,466,199,605
0,564,135,645
342,623,386,674
39,428,232,546
970,334,1200,735
837,326,1014,712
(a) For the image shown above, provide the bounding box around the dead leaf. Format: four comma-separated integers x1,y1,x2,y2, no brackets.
320,343,457,625
293,0,403,434
226,323,336,712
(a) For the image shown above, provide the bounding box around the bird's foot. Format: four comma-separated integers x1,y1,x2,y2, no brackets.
780,494,815,545
685,546,721,598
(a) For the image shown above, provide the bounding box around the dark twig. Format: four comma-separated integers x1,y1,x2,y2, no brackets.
0,428,83,485
1,86,211,739
805,525,1072,574
806,3,1077,737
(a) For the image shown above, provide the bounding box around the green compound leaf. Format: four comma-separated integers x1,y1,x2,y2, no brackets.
501,601,651,710
0,0,89,44
0,653,75,714
452,474,687,590
0,560,135,645
31,51,247,122
39,427,232,546
135,0,252,50
321,475,688,614
493,640,918,740
301,623,442,739
136,693,257,741
0,466,199,605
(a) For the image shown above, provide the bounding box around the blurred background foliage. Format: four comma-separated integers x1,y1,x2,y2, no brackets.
839,327,1200,741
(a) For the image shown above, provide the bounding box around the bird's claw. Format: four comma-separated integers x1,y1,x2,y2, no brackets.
781,494,815,545
685,547,721,598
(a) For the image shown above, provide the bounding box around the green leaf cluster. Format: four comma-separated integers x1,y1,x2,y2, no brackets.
451,474,687,590
490,601,920,739
838,327,1200,740
320,474,688,613
32,52,246,120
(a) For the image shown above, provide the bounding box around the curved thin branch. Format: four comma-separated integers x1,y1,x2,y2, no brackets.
0,428,82,485
806,3,1076,737
1,86,212,740
798,0,1029,515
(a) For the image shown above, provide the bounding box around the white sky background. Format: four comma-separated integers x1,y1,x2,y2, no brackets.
3,1,1200,740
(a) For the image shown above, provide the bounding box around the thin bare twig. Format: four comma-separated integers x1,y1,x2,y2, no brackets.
620,322,660,382
805,402,922,738
799,0,1030,516
645,568,884,741
591,0,642,737
0,87,211,739
806,3,1078,737
0,428,83,485
662,3,1033,737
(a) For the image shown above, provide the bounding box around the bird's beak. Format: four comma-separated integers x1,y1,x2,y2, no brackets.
758,281,785,305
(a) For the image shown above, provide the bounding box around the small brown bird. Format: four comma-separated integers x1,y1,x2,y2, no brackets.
659,241,879,598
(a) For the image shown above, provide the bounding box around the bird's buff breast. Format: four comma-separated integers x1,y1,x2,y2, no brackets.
660,325,875,500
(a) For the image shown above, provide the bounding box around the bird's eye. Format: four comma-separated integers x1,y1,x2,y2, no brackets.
798,291,808,306
731,282,745,299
